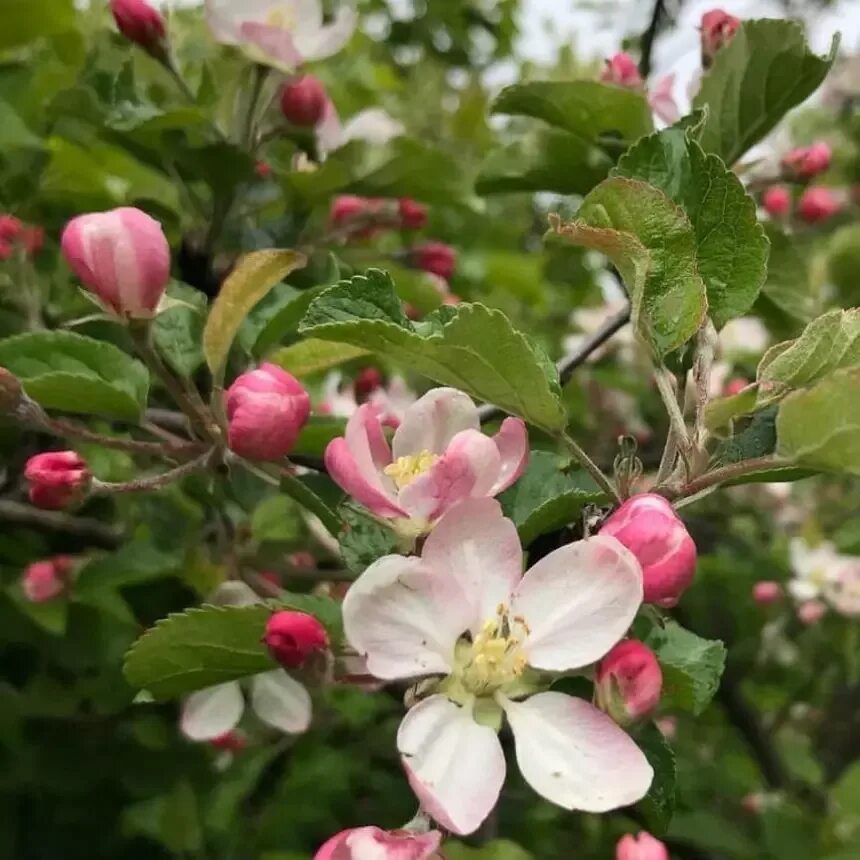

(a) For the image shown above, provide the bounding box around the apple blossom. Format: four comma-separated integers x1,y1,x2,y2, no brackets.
325,388,528,531
782,142,832,178
798,187,841,223
25,451,91,510
315,827,442,860
797,600,827,625
648,74,679,124
824,556,860,617
616,832,669,860
599,494,697,607
700,9,740,67
226,363,311,460
22,556,74,603
601,53,643,88
280,75,328,127
110,0,167,57
205,0,356,71
411,242,456,280
60,207,170,318
317,105,405,155
762,185,791,218
181,583,312,739
596,640,662,725
789,538,838,603
263,610,329,668
342,499,653,835
753,581,784,606
320,371,415,427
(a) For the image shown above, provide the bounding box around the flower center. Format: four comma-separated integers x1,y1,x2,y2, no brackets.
383,450,438,490
460,604,529,694
265,8,293,28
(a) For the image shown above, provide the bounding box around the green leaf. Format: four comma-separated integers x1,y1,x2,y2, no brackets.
152,283,207,378
300,270,566,432
713,406,778,466
248,285,327,357
0,331,149,420
692,19,838,165
704,385,758,430
338,503,400,575
271,338,370,377
498,450,604,546
251,495,301,543
292,416,347,459
0,0,76,50
548,178,708,357
160,781,202,854
776,367,860,476
444,840,532,860
614,126,768,328
757,309,860,406
758,225,817,330
203,250,307,375
635,723,677,835
647,621,726,715
0,99,42,150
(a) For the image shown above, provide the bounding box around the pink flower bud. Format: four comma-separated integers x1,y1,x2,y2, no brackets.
798,599,827,625
599,493,697,606
209,730,247,753
354,367,384,400
24,451,91,510
616,832,669,860
110,0,167,57
330,195,367,227
782,142,832,178
60,207,170,317
315,827,442,860
724,377,749,397
762,185,791,218
226,363,310,460
596,639,662,724
279,75,328,127
22,556,74,603
798,187,841,223
398,198,428,229
255,160,272,179
412,241,456,280
701,9,741,66
601,52,643,88
264,610,328,668
753,581,784,605
0,215,43,259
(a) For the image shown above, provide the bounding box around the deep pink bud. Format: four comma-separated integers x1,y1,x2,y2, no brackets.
616,832,669,860
596,639,662,724
798,599,827,625
315,827,442,860
255,160,273,179
209,730,247,753
762,185,791,218
599,493,697,606
61,207,170,317
226,363,310,460
398,198,428,229
724,377,749,397
354,367,383,400
782,142,832,178
601,52,643,88
24,451,91,510
701,9,741,65
753,581,784,605
412,241,456,280
798,187,841,223
22,556,74,603
330,195,368,227
0,215,43,259
263,610,329,668
110,0,167,56
280,75,329,127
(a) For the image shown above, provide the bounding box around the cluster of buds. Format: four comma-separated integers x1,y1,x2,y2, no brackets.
329,195,429,237
700,9,740,67
21,556,75,603
24,451,91,510
110,0,168,59
0,215,43,261
762,185,842,224
782,142,832,179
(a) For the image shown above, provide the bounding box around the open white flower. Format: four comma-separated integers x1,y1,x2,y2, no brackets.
788,537,840,602
206,0,356,71
180,582,312,740
342,499,653,835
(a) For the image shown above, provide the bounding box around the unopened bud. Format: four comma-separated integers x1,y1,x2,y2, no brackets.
797,599,827,625
616,832,669,860
599,493,697,607
315,827,442,860
24,451,91,510
700,9,740,67
762,185,791,218
411,241,456,280
22,556,74,603
782,142,832,179
798,187,841,224
398,198,428,230
279,75,329,127
601,52,643,88
596,639,662,725
264,610,328,669
110,0,167,58
753,581,784,606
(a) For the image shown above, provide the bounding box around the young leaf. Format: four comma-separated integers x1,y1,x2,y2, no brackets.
152,283,207,378
776,367,860,476
498,450,605,546
635,723,677,835
713,406,778,466
548,178,708,356
0,330,149,420
299,270,567,432
647,621,726,715
203,250,306,375
692,19,838,165
614,126,768,328
339,503,400,574
292,416,348,459
271,338,370,377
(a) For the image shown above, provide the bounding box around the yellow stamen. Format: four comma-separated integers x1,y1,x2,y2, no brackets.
383,450,439,490
460,604,529,694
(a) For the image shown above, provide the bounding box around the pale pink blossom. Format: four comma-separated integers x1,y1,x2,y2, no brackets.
319,372,415,426
648,74,679,124
788,538,838,603
753,581,784,606
318,104,404,156
315,827,442,860
325,388,529,530
824,557,860,617
797,599,827,626
181,583,312,739
205,0,356,72
342,499,653,834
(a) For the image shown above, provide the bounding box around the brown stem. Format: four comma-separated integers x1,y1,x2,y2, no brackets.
91,450,216,495
662,456,794,501
0,500,122,548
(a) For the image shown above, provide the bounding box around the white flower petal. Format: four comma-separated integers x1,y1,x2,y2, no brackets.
250,669,312,734
512,534,642,671
297,5,357,60
342,555,469,680
210,580,260,607
392,388,479,458
337,107,404,146
422,498,522,633
502,692,653,812
180,682,244,741
398,695,505,835
205,0,279,42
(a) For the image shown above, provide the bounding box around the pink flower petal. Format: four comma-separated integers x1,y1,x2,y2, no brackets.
490,417,529,494
392,388,479,459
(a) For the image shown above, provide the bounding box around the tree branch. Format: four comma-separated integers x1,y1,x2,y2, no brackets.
639,0,668,78
0,500,122,548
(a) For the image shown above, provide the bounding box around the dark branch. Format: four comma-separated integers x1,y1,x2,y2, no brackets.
0,500,122,548
639,0,668,78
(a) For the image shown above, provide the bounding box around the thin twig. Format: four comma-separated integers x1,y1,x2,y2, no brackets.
91,450,216,495
0,500,122,548
562,432,620,504
639,0,668,78
662,456,794,500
